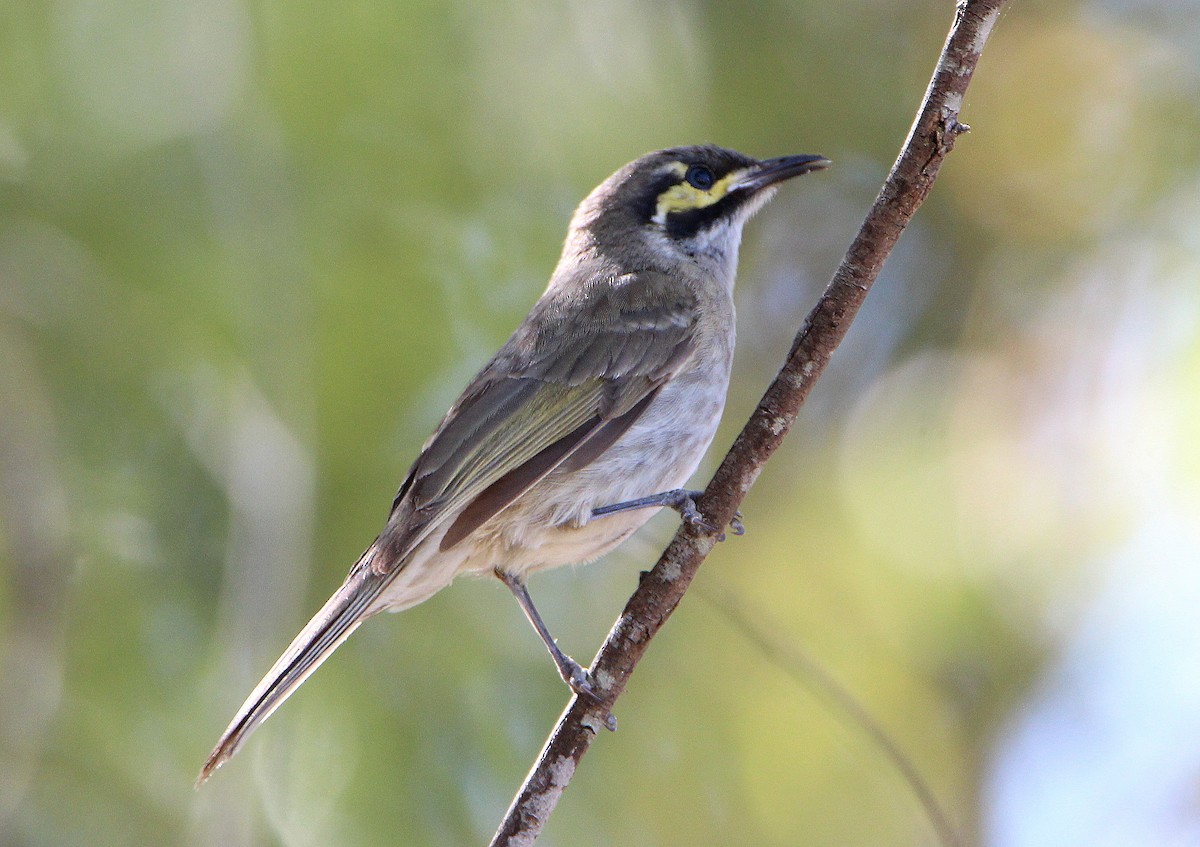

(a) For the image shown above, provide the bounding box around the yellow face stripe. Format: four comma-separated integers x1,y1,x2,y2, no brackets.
651,162,750,225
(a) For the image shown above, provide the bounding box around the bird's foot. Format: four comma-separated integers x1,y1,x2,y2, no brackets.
669,490,746,540
556,655,617,732
593,488,744,541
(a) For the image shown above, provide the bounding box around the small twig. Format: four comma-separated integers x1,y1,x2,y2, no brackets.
489,2,1007,843
698,583,962,847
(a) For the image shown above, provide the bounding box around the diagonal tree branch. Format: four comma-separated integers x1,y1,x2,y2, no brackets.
489,2,1008,844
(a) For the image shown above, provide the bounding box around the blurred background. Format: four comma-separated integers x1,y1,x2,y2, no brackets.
2,0,1199,844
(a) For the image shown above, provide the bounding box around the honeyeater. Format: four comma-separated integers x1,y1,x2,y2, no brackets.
198,144,829,784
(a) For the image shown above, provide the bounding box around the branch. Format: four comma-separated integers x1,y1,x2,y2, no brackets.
489,2,1008,843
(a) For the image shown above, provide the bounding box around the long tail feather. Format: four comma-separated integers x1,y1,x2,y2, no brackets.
197,546,389,786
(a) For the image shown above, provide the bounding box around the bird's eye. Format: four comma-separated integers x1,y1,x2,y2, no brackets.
685,164,715,191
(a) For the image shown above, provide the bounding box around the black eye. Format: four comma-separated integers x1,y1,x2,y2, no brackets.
685,164,715,191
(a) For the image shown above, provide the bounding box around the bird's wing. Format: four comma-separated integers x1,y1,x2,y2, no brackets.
407,269,701,552
198,270,698,784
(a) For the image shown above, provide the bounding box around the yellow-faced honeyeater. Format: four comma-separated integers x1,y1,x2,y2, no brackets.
198,145,829,783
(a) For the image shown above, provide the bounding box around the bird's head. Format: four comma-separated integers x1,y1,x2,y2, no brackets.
562,145,830,275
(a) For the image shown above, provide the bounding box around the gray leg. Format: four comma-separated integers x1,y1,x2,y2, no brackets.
592,488,745,538
495,568,597,698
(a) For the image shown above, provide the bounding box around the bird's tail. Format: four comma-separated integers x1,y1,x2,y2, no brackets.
197,544,390,786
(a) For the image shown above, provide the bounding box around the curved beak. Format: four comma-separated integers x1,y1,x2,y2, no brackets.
732,154,831,193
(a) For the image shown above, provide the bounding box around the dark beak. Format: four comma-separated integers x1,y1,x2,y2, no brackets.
732,154,831,193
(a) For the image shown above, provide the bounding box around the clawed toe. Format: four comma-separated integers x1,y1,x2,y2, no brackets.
564,663,597,699
679,500,718,533
678,491,746,540
560,662,617,732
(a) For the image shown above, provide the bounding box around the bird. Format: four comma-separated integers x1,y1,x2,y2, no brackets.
197,144,829,785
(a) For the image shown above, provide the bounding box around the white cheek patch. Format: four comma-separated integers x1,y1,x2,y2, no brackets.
739,184,778,220
685,218,738,261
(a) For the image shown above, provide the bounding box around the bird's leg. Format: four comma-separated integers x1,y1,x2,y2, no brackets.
496,569,590,692
592,489,745,539
495,568,617,729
